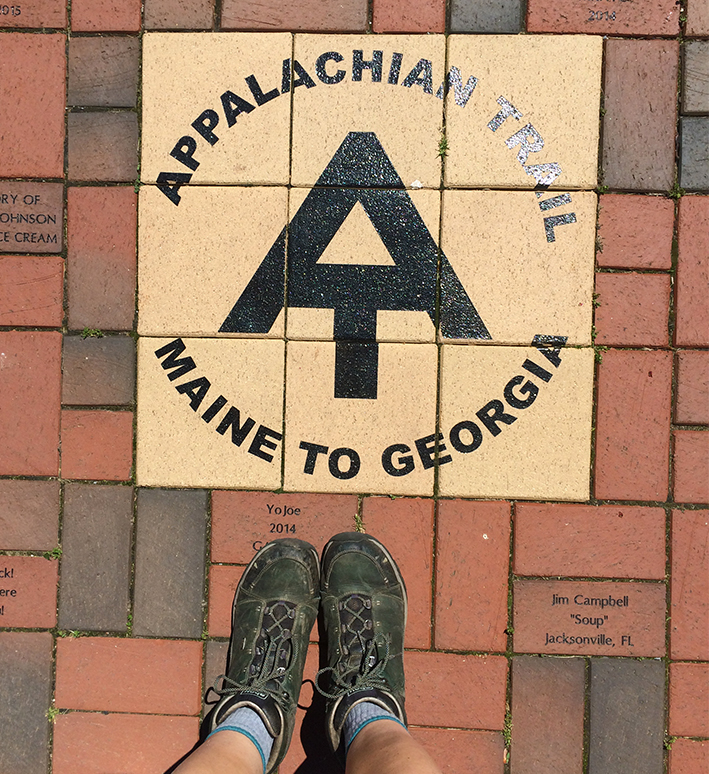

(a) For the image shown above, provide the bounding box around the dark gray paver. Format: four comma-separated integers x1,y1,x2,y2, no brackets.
133,489,208,638
58,483,133,632
602,39,679,191
0,479,59,551
588,658,665,774
62,335,136,406
680,117,709,191
0,632,53,774
68,37,140,108
450,0,524,32
684,41,709,114
511,656,585,774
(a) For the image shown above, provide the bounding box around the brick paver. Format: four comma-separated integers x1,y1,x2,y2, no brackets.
60,409,134,481
602,39,678,191
1,6,708,774
55,637,203,715
596,194,674,270
58,483,133,632
594,349,672,501
594,272,671,347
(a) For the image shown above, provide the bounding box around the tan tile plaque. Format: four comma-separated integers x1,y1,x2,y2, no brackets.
138,185,288,336
441,190,596,345
291,35,446,188
286,187,440,342
141,33,292,185
445,36,603,189
0,182,63,253
136,337,284,489
514,580,666,657
283,341,437,495
438,344,594,500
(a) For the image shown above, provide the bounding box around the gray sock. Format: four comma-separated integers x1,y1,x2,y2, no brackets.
209,706,274,774
343,700,407,753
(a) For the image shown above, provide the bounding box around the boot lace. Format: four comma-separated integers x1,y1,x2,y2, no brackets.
315,593,392,700
214,600,299,705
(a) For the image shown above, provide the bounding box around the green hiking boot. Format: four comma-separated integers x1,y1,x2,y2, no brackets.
208,538,320,773
317,532,408,762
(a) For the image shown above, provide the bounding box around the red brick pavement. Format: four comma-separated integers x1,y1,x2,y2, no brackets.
0,5,707,774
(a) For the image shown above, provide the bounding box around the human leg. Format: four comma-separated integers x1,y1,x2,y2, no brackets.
176,538,320,774
317,532,442,774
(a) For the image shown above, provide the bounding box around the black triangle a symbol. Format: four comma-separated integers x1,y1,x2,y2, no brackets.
221,132,491,399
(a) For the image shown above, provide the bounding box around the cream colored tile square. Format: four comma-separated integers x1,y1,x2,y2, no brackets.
285,187,440,342
440,190,596,345
438,344,594,500
138,185,288,337
291,35,446,188
136,337,284,489
444,36,602,189
141,33,292,185
283,342,437,495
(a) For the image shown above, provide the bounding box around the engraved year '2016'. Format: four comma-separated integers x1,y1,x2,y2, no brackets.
0,5,21,15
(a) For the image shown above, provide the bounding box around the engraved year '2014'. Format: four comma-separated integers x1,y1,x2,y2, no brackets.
588,9,616,20
0,5,21,15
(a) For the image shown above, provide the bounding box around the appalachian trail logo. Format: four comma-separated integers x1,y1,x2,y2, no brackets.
219,131,490,399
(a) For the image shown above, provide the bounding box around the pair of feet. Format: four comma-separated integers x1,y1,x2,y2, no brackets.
207,532,408,773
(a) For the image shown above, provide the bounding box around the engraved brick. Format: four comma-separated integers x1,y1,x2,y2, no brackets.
58,483,133,632
514,580,666,657
673,430,709,504
55,637,203,715
133,489,208,638
602,40,678,191
62,336,136,406
669,662,709,738
53,713,199,774
67,112,139,182
0,556,57,628
596,194,674,270
435,500,510,652
671,509,709,661
0,34,65,178
0,633,53,774
220,0,367,30
363,496,434,649
211,491,356,564
680,118,709,192
510,657,585,774
145,0,214,28
405,652,507,730
0,331,61,476
68,37,140,108
594,273,671,347
373,0,446,32
514,504,666,580
594,349,672,501
0,0,65,28
0,480,59,551
669,739,709,774
684,41,709,114
0,182,64,254
71,0,142,31
60,410,133,481
676,351,709,426
676,197,709,348
528,0,679,35
450,0,524,32
67,186,137,331
588,658,665,774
